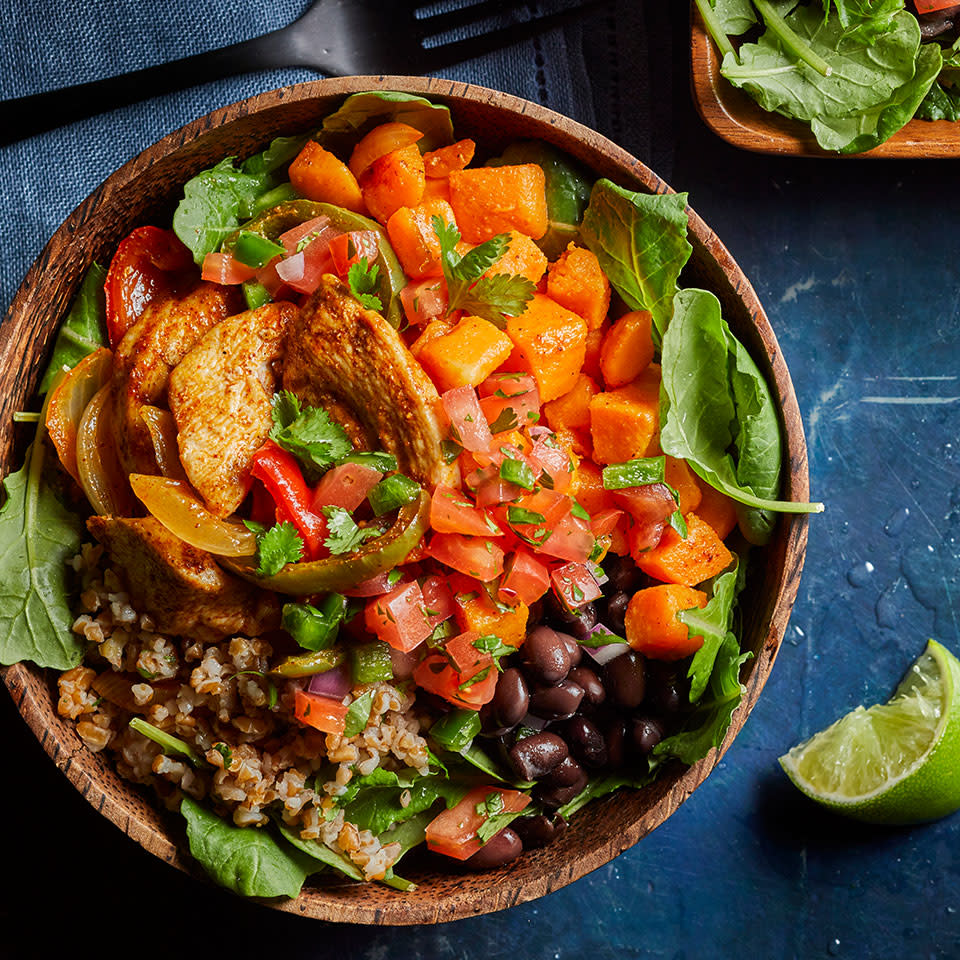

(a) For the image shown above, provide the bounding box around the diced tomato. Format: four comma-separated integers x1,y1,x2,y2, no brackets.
590,507,624,538
328,230,379,278
477,371,541,433
551,561,603,611
312,463,383,513
343,569,412,597
499,548,552,606
401,278,449,326
528,434,574,493
364,581,433,653
915,0,959,12
278,216,339,255
430,485,502,537
249,441,328,559
294,689,348,734
427,532,505,582
537,512,595,563
613,483,677,553
201,252,257,285
103,225,194,346
443,630,490,674
276,234,339,294
413,652,499,711
516,488,573,526
441,385,494,453
420,574,456,627
425,786,531,860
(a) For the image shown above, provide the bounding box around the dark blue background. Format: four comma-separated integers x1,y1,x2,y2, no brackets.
1,3,958,957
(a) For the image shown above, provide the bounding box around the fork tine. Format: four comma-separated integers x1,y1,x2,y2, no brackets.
417,0,528,39
420,0,608,72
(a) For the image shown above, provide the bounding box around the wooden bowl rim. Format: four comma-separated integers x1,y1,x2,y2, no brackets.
0,75,809,925
689,3,960,159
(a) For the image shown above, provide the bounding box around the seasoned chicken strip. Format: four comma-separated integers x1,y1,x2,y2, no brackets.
87,515,279,641
112,282,238,477
168,303,296,517
283,276,455,486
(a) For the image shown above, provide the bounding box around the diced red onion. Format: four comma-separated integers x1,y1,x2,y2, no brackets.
526,425,553,438
583,625,630,665
276,250,305,283
307,664,351,700
589,563,609,587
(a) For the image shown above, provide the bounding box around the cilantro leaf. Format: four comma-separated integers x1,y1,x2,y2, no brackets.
488,407,519,434
321,506,379,555
270,391,353,477
243,520,304,576
343,690,374,737
432,216,535,329
472,633,516,671
348,258,384,311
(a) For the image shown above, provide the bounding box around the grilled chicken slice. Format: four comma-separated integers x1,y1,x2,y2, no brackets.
87,515,279,641
112,282,238,477
283,275,456,486
168,302,296,518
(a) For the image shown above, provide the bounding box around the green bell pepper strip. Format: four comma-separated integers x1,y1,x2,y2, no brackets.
223,199,405,327
351,639,394,684
220,490,431,595
271,645,345,678
281,594,349,651
368,473,421,517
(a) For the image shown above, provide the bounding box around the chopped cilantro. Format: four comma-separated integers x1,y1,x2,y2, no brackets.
475,791,506,818
432,217,535,328
499,457,536,491
473,633,515,671
459,665,492,690
347,257,383,311
570,498,590,521
321,506,379,555
488,407,519,434
213,742,233,769
243,519,304,575
343,690,375,737
270,390,353,477
507,505,546,526
442,439,463,464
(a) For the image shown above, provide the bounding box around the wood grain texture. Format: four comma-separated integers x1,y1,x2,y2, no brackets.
690,5,960,159
0,75,809,924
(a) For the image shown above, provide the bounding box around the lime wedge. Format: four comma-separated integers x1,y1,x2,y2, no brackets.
779,640,960,824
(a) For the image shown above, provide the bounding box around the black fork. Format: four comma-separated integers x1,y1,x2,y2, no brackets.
0,0,603,145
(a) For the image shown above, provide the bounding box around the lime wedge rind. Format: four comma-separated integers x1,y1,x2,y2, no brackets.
779,640,960,824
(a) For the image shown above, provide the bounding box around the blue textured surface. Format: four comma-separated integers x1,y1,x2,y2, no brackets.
2,3,959,957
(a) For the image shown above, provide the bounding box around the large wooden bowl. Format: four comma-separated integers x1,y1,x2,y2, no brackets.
0,76,809,924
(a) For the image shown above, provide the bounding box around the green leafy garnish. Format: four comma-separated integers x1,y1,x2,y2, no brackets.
343,690,375,737
432,217,535,328
213,742,234,769
473,633,515,671
321,506,380,555
487,407,519,434
348,257,384,311
507,506,546,526
475,791,505,818
243,520,304,576
499,457,536,491
270,390,353,477
129,718,206,768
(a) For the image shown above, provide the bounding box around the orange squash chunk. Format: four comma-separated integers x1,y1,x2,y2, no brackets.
486,230,548,284
505,293,587,403
546,243,611,331
349,122,423,179
409,318,454,360
625,584,708,661
693,476,739,540
582,318,608,381
664,456,703,515
589,364,661,465
387,198,457,280
288,141,365,214
600,310,655,388
423,177,452,203
543,373,598,434
633,512,733,587
569,459,616,516
449,164,548,243
423,138,476,177
418,315,514,392
360,143,425,225
451,576,529,647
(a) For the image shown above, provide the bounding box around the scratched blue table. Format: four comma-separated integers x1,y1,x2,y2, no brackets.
1,3,958,957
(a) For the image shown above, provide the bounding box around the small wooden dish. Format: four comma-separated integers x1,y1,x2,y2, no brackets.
690,4,960,158
0,76,809,924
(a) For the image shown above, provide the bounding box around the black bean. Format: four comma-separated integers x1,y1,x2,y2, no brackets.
631,716,665,756
603,590,630,635
543,754,584,787
508,731,568,780
567,665,605,709
492,667,529,730
562,604,597,644
565,715,608,768
556,631,584,668
645,662,687,714
604,650,646,709
529,679,584,720
604,554,643,594
522,626,573,684
536,764,588,808
511,813,567,849
464,828,523,869
604,717,627,768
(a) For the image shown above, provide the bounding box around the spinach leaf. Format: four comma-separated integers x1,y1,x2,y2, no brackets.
823,0,905,45
39,264,107,393
172,134,306,265
916,76,960,122
579,179,692,342
705,0,758,36
487,141,593,259
721,7,930,153
659,288,823,536
653,635,752,765
181,797,316,898
0,428,84,670
320,91,454,153
557,768,657,821
680,564,740,702
274,819,365,882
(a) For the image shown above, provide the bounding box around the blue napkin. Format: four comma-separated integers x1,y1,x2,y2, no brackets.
0,0,657,318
